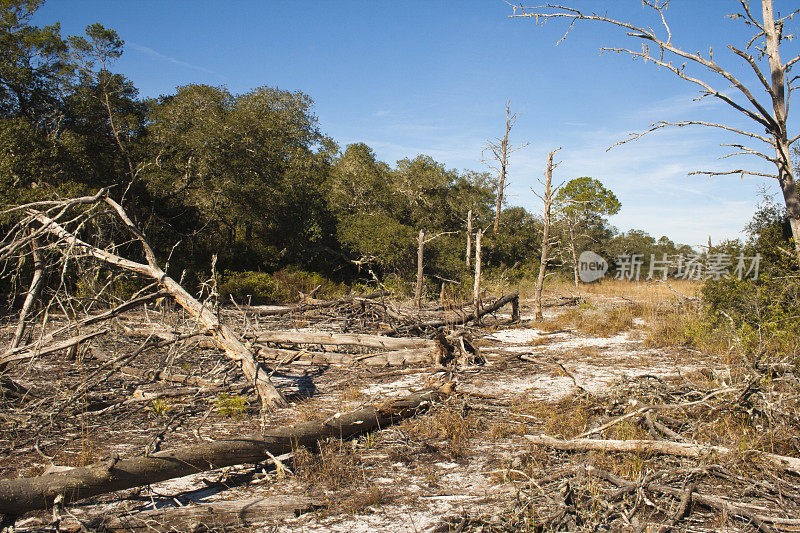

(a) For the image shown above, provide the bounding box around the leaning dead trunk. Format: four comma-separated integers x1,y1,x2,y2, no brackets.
0,390,443,516
534,150,558,320
29,198,285,409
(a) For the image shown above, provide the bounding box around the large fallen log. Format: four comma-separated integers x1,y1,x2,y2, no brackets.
254,331,435,351
525,435,800,476
241,290,389,316
0,389,444,517
97,496,318,532
30,198,285,409
385,291,520,335
258,346,432,366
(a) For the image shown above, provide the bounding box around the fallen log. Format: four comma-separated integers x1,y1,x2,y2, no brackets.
96,496,319,532
255,331,435,351
385,291,520,335
258,346,432,366
525,435,800,476
0,389,444,516
0,329,107,366
241,290,389,316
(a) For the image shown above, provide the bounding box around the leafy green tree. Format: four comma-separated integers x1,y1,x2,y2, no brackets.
554,177,620,285
0,0,70,124
144,84,337,274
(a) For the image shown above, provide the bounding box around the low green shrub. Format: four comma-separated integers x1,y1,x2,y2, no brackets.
218,270,288,304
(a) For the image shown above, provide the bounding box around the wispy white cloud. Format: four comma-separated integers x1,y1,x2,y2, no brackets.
128,42,222,78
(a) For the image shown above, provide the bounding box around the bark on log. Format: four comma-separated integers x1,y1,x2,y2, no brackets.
385,291,519,335
525,435,800,475
257,346,432,366
30,199,285,409
240,291,388,316
0,390,444,516
97,496,318,532
254,331,435,351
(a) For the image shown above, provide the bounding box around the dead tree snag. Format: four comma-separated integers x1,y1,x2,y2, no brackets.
25,196,285,409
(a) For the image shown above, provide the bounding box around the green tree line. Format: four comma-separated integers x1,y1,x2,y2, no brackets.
1,1,713,301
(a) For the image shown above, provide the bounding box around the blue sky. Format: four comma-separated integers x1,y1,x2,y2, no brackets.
33,1,799,247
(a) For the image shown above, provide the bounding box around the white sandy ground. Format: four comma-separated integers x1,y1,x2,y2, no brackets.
39,318,715,532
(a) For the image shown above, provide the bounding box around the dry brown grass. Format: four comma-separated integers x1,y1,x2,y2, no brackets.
401,402,476,458
294,439,364,490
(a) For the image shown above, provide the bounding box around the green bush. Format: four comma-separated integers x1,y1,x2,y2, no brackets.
218,270,288,304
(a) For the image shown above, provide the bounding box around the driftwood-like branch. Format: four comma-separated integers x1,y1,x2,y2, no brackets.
258,346,432,367
240,291,388,316
385,291,520,335
29,201,285,409
8,236,43,352
0,290,168,366
0,329,107,366
98,495,318,532
255,331,435,351
0,389,445,516
526,435,800,476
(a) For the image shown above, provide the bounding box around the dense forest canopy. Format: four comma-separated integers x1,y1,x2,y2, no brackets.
3,0,790,302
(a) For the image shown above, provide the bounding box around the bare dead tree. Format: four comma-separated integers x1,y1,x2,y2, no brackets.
483,100,529,235
8,235,43,351
414,230,457,309
533,149,563,320
473,228,483,319
511,0,800,263
3,193,286,408
465,208,473,267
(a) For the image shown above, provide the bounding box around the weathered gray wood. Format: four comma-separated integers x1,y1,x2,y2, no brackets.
534,150,558,320
0,390,443,516
240,291,388,316
31,199,285,409
525,435,800,475
255,331,435,351
414,229,426,308
473,228,482,316
258,346,432,366
98,496,316,531
385,291,519,335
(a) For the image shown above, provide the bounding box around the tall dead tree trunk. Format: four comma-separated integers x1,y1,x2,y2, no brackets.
413,230,455,309
473,228,483,320
512,0,800,265
568,218,579,288
465,209,472,267
494,102,511,234
762,0,800,263
534,150,560,320
483,101,529,237
414,229,426,309
29,198,286,409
